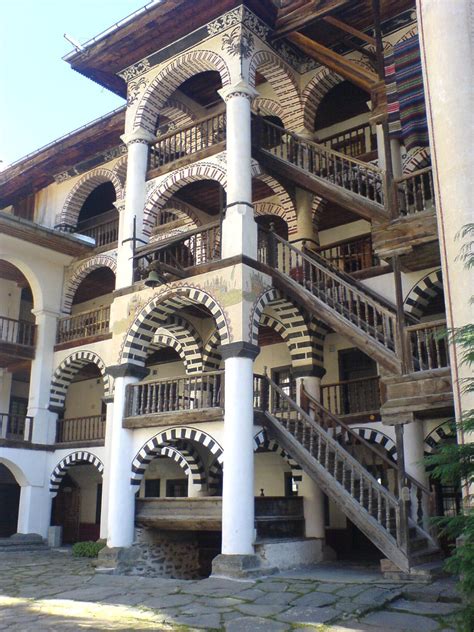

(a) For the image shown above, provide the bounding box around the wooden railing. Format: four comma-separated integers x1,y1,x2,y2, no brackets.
395,167,435,215
317,122,376,159
407,319,449,372
321,376,381,418
125,371,267,417
56,414,106,443
259,230,401,356
56,306,110,344
134,222,221,282
149,112,226,172
77,210,119,247
255,116,385,206
316,234,379,273
0,413,33,442
0,316,35,347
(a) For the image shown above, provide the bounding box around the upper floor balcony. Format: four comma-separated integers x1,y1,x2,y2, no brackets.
76,209,119,250
0,413,33,443
56,306,111,349
0,316,36,366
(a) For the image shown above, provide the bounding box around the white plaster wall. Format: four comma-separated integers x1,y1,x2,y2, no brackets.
254,451,290,496
64,378,104,419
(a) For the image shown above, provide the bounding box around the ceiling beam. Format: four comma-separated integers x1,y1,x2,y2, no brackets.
322,15,377,46
273,0,352,39
286,31,379,91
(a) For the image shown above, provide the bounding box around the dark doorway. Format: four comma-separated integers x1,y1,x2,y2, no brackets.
0,464,20,537
338,348,378,415
51,474,80,544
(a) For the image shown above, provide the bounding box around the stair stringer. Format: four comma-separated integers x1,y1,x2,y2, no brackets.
268,265,403,374
263,411,411,573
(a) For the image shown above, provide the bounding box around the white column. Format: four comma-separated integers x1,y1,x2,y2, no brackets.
417,1,474,448
106,365,147,548
116,129,155,290
221,343,259,555
219,81,258,260
404,420,428,486
28,309,59,444
0,369,13,413
294,188,318,247
17,485,52,538
99,400,114,539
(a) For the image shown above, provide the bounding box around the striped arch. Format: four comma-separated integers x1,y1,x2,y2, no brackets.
63,254,117,314
131,427,223,486
121,286,230,367
134,49,231,134
143,162,226,235
302,67,344,132
425,421,455,454
49,451,104,496
150,315,203,374
249,50,303,130
254,201,297,236
254,97,286,125
49,351,113,410
253,430,302,482
402,146,431,174
55,168,124,231
159,98,198,129
203,330,221,371
254,173,297,235
404,269,444,318
207,457,223,495
112,156,128,188
334,426,397,462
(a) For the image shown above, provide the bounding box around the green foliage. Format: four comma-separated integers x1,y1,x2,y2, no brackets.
424,227,474,631
71,540,106,558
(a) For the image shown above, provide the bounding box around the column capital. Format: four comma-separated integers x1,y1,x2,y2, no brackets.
113,199,126,213
106,363,149,379
120,127,156,146
218,80,259,104
220,341,260,360
31,308,60,319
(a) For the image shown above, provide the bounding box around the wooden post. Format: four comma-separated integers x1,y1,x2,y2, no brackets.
371,0,399,218
395,423,410,554
392,255,410,373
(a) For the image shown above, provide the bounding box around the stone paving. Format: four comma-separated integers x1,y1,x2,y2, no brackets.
0,550,462,631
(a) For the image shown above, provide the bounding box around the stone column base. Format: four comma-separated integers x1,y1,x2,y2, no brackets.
96,546,138,574
211,554,277,579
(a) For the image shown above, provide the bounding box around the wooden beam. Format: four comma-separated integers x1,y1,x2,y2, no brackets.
323,15,377,46
286,32,379,91
274,0,351,39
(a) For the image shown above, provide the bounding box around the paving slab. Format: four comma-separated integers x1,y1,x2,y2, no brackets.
390,598,461,615
225,616,290,631
235,602,289,616
276,605,341,624
359,610,441,631
290,591,337,607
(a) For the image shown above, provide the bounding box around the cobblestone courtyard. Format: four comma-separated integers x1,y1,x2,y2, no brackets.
0,550,461,631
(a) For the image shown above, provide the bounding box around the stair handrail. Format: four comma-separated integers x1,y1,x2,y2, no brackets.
301,383,431,497
265,374,399,507
134,221,221,259
254,114,383,174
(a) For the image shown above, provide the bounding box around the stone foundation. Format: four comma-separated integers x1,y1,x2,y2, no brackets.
107,527,202,579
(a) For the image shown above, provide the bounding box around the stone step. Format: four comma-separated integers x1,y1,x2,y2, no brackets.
0,534,49,552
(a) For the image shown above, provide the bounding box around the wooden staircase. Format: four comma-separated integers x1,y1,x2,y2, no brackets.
263,375,441,573
253,117,390,223
258,229,414,373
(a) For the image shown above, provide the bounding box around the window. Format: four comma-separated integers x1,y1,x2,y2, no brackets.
272,367,295,409
144,479,161,498
166,478,187,497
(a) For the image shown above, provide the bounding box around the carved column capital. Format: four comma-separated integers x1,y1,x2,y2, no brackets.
218,80,259,104
120,128,156,147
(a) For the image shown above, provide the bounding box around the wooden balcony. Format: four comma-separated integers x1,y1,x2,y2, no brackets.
56,414,106,445
76,209,119,249
148,111,226,178
136,496,304,538
321,376,381,423
56,306,111,348
395,167,436,216
0,413,33,443
316,121,377,162
0,316,36,366
407,319,449,372
123,372,267,428
315,234,381,276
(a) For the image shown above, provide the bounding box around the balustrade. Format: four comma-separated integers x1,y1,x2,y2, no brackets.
321,376,381,418
407,319,449,372
149,112,226,172
76,210,119,247
56,414,106,443
0,316,35,347
316,234,379,273
255,116,385,206
56,306,110,344
317,122,376,159
0,413,33,442
395,167,435,215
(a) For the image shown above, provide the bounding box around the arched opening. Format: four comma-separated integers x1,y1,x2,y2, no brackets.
314,81,375,160
51,462,103,543
76,182,119,248
0,261,35,443
0,463,21,537
56,362,107,444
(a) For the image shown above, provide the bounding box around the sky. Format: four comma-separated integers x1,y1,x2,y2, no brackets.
0,0,148,167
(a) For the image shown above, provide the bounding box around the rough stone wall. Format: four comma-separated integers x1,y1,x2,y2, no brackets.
117,527,201,579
